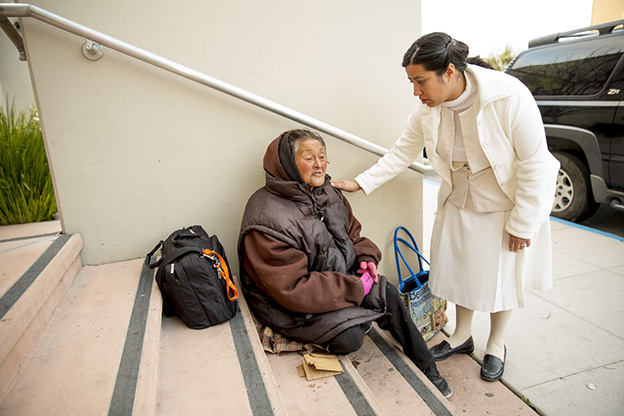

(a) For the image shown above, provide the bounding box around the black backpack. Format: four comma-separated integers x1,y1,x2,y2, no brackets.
145,225,238,329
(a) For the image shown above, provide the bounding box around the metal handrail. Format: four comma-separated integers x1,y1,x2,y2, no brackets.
0,3,432,174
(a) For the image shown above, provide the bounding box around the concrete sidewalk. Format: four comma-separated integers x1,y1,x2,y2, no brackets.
422,178,624,416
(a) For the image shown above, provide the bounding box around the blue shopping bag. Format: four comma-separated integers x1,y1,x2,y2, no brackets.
394,226,448,341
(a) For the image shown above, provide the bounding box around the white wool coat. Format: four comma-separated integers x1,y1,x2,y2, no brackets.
356,64,560,302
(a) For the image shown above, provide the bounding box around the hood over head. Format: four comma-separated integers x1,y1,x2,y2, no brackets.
263,130,305,183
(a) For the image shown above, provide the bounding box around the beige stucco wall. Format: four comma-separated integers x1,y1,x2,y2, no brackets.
14,0,425,282
591,0,624,24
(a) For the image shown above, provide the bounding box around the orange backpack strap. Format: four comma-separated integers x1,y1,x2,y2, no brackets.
202,249,239,301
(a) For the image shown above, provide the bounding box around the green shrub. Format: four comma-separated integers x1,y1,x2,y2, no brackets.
0,99,57,225
488,45,518,71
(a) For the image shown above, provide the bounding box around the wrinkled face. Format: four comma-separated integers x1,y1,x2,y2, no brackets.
295,138,327,189
405,63,458,108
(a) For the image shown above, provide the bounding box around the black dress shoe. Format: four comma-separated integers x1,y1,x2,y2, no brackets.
429,336,474,361
423,365,452,398
481,347,506,382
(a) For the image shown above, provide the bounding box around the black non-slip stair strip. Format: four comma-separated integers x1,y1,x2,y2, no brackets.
108,262,154,416
335,361,378,416
0,231,61,244
367,327,453,416
231,307,379,416
229,309,275,416
0,234,71,320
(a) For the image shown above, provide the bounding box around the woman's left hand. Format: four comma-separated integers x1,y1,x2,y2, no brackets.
509,234,531,252
357,261,378,283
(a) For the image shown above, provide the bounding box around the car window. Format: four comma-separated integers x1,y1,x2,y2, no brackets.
507,37,624,96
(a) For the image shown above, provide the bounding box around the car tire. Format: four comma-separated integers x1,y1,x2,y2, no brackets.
551,151,599,222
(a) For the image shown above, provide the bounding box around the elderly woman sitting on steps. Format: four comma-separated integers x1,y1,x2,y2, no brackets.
237,128,452,398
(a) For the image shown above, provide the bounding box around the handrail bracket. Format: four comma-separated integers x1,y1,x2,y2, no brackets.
0,15,26,61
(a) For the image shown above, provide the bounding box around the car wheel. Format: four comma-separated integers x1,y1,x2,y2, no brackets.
551,151,599,222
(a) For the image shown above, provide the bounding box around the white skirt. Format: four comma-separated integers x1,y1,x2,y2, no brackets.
429,193,553,313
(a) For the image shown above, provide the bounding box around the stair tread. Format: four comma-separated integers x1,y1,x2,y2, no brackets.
0,220,61,242
155,316,258,415
427,332,539,415
264,351,371,416
347,335,440,415
1,234,83,400
258,327,456,416
156,278,287,416
0,259,143,415
0,236,57,297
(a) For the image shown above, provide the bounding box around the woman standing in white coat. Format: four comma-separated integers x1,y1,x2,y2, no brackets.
332,32,560,381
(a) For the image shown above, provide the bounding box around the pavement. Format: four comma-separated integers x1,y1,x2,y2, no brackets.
422,177,624,416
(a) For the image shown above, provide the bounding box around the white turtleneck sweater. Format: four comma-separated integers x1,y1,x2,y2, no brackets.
441,72,477,166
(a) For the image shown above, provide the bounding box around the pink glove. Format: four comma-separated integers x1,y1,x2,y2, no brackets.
360,272,374,296
357,261,378,283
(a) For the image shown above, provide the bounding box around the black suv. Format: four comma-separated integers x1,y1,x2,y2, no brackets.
505,20,624,222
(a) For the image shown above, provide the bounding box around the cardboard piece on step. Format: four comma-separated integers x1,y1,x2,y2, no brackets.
298,353,344,381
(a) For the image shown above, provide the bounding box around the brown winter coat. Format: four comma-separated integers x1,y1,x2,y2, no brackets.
238,133,388,344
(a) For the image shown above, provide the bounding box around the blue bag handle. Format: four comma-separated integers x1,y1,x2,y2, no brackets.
394,226,430,293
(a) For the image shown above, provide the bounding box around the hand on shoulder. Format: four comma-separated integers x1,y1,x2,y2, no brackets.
330,180,362,193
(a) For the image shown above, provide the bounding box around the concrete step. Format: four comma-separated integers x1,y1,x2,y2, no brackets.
239,287,389,416
155,289,286,415
0,258,162,415
348,325,456,415
426,332,539,415
259,324,458,416
264,349,388,416
0,230,83,399
234,280,456,415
